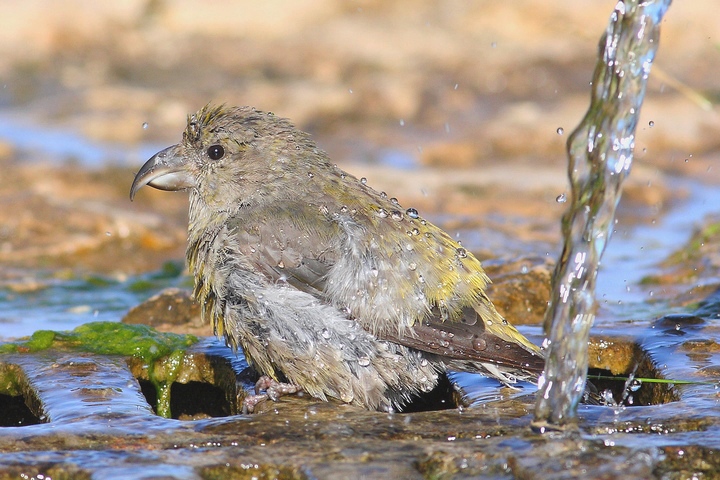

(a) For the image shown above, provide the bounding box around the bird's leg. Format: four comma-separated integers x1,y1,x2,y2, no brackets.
242,375,303,413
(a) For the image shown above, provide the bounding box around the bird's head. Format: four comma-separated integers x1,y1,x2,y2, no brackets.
130,104,318,211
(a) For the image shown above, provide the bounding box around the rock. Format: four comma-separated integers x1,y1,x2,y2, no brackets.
122,287,210,336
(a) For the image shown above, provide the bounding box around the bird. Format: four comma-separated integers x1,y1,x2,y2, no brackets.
130,104,545,412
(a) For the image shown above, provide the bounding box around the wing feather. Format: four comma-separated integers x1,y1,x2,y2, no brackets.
225,197,543,377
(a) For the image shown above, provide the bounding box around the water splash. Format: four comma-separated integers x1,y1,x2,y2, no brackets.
533,0,672,429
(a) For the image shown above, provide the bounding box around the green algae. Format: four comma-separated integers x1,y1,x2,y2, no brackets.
154,260,185,279
127,279,158,292
0,330,58,354
201,463,308,480
153,349,187,418
1,321,196,361
27,330,57,351
0,322,198,418
0,364,24,397
665,221,720,265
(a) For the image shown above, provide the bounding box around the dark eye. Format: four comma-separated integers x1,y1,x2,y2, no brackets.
207,144,225,160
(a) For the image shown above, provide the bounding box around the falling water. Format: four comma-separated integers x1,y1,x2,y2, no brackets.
533,0,673,429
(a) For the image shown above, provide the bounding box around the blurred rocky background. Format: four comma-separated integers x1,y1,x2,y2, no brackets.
0,0,718,307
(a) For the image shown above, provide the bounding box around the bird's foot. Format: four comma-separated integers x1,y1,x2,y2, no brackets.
241,392,269,414
255,375,302,400
242,376,303,413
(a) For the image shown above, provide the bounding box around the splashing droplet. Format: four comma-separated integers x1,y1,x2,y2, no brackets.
142,122,149,130
556,193,567,203
601,389,616,406
556,127,564,135
648,120,655,127
456,247,468,258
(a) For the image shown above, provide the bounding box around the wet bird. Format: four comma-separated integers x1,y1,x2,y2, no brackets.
130,104,545,412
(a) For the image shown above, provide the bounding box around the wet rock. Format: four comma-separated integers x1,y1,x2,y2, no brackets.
484,256,554,325
657,445,720,480
644,215,720,307
122,287,208,336
586,336,681,406
0,274,49,294
419,141,479,168
678,338,720,354
0,159,187,275
696,365,720,379
653,313,706,334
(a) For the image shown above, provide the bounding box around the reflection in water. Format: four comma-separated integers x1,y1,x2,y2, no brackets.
0,114,164,166
533,0,673,429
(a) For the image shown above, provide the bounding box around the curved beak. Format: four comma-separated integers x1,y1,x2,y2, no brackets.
130,145,196,200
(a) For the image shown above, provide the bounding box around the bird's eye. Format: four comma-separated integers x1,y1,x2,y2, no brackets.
207,145,225,160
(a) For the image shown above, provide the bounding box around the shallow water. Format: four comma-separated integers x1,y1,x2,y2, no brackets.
598,179,720,309
0,265,190,340
0,113,165,167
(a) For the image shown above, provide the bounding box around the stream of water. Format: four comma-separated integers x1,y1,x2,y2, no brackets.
534,0,673,429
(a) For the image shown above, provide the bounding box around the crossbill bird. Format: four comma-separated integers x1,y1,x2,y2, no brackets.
130,104,544,412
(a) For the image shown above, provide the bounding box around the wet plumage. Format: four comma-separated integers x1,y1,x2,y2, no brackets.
130,104,544,411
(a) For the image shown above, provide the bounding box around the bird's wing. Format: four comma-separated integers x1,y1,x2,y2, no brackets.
381,306,546,375
225,201,340,299
225,199,544,376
